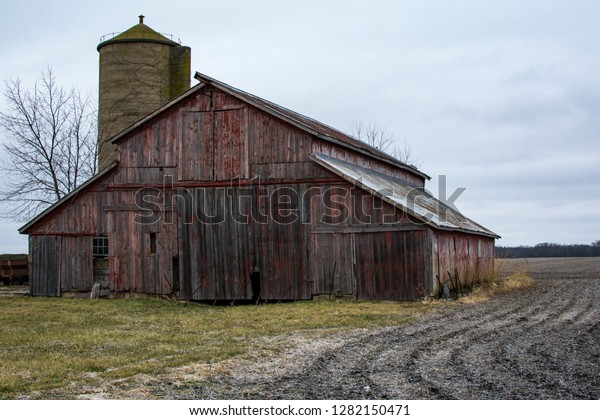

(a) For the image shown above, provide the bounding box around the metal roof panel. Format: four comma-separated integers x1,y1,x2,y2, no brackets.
311,153,499,238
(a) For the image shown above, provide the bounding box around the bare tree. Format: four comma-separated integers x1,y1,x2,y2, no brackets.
349,120,421,167
0,68,97,221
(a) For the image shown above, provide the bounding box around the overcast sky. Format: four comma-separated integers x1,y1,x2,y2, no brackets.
1,0,599,252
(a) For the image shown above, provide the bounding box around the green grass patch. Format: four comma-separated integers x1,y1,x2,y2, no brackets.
0,297,433,399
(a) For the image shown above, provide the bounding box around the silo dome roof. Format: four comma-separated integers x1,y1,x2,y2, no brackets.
98,16,180,50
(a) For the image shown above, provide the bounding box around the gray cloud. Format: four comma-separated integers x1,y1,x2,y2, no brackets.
1,0,599,250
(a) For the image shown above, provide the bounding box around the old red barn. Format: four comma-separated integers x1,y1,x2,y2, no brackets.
19,19,498,301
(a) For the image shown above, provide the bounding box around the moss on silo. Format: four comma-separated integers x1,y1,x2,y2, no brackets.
97,19,191,170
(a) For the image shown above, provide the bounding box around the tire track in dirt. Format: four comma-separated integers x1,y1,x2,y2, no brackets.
384,262,599,399
372,282,578,399
440,280,584,398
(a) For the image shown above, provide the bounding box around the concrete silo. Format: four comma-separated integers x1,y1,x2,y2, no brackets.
97,15,191,170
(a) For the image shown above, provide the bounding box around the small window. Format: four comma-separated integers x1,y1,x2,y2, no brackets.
478,239,482,258
150,233,157,254
93,236,109,257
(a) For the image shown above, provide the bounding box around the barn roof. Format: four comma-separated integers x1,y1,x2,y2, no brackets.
311,153,500,238
109,71,429,181
194,72,429,180
18,162,118,234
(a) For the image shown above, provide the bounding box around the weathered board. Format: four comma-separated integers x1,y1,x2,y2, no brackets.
29,236,61,296
434,231,495,294
179,186,254,300
354,229,431,301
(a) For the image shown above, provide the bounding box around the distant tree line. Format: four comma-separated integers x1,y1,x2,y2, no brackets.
496,241,600,258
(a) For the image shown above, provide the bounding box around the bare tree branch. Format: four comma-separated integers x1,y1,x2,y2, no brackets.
350,121,394,152
389,140,422,168
0,68,98,222
349,120,421,168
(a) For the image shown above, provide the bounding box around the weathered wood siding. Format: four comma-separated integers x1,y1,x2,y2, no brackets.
247,107,319,181
29,236,61,296
308,182,432,300
179,187,254,300
117,97,189,172
354,230,430,300
25,189,102,236
433,231,495,294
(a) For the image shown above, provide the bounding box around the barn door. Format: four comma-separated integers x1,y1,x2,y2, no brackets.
179,106,248,182
354,230,428,301
30,235,61,297
92,258,109,290
309,232,356,297
178,187,255,301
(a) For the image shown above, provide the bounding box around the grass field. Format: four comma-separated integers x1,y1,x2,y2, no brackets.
0,297,438,399
0,263,533,399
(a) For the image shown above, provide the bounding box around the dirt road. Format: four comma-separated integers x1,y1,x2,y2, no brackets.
166,257,598,400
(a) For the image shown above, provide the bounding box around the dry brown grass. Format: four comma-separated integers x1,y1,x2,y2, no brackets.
459,259,534,304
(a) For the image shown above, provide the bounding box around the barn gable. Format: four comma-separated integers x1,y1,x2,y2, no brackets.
110,73,430,186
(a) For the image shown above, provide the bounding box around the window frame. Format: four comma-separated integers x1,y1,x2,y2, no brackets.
92,236,109,257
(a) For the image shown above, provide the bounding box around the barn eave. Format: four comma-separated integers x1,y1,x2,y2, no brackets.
18,162,119,235
310,153,500,239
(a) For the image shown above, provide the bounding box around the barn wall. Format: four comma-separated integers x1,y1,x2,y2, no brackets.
25,172,115,295
308,182,432,300
433,231,495,294
25,171,181,296
60,236,93,291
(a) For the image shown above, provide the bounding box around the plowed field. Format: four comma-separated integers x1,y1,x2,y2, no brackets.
171,258,599,399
